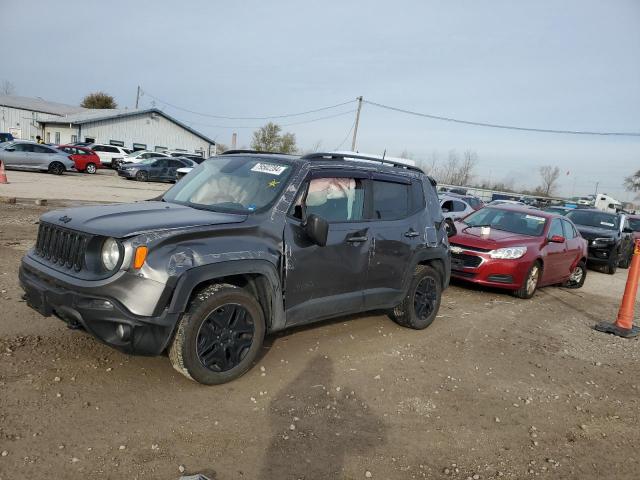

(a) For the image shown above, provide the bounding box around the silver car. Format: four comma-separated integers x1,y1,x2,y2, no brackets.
0,141,76,175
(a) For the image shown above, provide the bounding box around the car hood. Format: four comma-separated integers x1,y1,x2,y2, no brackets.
573,225,618,240
40,201,247,237
450,224,539,250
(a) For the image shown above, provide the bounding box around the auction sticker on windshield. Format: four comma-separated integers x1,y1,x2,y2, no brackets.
600,221,615,227
251,163,288,175
525,215,546,222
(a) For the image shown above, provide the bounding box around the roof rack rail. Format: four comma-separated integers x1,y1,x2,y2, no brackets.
219,149,293,156
301,151,424,173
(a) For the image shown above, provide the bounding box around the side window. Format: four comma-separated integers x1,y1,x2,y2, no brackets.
452,200,467,212
411,181,425,213
441,200,454,212
92,146,104,152
13,144,31,152
169,160,183,168
154,159,169,168
562,220,576,239
105,146,119,153
33,145,54,153
548,218,564,238
372,180,410,220
303,177,365,223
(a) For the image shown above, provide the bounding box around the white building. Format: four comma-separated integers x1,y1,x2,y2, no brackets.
0,95,216,156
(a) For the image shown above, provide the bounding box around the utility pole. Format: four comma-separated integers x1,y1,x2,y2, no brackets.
135,86,141,109
594,181,599,197
351,96,363,152
231,132,237,149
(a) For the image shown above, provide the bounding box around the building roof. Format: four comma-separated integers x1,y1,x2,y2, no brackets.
39,108,215,145
0,95,87,116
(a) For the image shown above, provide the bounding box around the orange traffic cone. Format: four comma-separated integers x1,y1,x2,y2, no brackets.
595,239,640,338
0,160,7,184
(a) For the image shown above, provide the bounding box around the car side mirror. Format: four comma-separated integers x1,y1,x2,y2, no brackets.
623,227,633,234
549,235,565,243
303,214,329,247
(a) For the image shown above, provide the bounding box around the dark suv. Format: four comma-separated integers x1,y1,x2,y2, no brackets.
565,209,634,274
19,151,451,384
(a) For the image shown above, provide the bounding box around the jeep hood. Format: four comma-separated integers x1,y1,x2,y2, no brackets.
574,225,618,240
40,201,247,237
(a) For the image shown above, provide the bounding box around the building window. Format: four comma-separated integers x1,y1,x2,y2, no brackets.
71,135,78,143
109,140,125,147
46,132,51,143
155,146,167,152
54,132,60,144
85,137,95,143
132,143,147,151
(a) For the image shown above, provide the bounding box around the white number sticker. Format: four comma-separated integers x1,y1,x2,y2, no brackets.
525,215,545,222
600,221,615,227
250,163,288,175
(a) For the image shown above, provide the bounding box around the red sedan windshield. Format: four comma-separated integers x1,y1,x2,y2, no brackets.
463,208,547,236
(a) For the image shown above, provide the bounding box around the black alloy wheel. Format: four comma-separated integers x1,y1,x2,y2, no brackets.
48,162,64,175
196,304,255,372
135,170,148,182
413,276,438,321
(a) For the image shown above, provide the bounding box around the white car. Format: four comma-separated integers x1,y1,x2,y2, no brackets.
120,150,170,165
85,144,131,168
440,194,476,221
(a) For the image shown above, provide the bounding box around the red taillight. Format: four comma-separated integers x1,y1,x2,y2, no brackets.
68,155,74,161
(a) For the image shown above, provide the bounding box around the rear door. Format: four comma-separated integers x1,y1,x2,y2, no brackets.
150,159,169,180
283,172,370,325
167,159,184,180
364,175,423,309
31,144,58,169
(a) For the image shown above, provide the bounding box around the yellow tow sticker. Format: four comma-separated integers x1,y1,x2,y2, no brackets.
268,179,280,188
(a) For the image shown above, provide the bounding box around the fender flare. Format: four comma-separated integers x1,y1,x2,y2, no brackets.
167,259,285,331
401,248,451,292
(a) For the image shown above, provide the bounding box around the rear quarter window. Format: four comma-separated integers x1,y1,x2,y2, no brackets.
372,180,410,220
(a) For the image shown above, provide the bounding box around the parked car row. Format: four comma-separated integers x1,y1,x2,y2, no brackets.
117,156,197,182
0,139,205,178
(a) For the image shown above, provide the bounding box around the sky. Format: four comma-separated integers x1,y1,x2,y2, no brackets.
2,0,638,200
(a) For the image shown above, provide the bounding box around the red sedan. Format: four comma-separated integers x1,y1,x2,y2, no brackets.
57,145,102,174
448,205,588,298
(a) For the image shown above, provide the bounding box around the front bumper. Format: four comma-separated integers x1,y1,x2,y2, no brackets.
19,260,179,356
449,249,529,290
586,245,615,264
117,169,138,178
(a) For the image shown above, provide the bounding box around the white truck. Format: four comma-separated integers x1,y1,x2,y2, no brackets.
593,194,621,213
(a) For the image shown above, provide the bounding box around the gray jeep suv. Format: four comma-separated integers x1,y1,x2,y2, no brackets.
19,151,451,384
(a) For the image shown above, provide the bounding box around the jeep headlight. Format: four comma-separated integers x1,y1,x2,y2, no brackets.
101,237,121,271
593,237,614,245
489,246,527,259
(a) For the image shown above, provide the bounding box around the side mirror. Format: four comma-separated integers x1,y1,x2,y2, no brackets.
304,214,329,247
623,227,633,234
548,235,565,243
445,218,457,238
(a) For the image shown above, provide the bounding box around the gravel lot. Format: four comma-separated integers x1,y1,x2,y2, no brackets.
0,194,639,480
0,169,169,203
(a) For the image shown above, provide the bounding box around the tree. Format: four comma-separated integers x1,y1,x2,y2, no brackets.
250,122,298,154
537,165,560,196
624,169,640,192
81,91,117,109
1,80,16,95
215,143,229,154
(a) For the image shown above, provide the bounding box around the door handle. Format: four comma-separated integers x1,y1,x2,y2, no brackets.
404,229,420,238
347,235,368,243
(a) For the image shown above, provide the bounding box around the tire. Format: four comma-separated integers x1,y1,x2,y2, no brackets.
135,170,148,182
606,251,618,275
169,283,265,385
48,162,65,175
514,261,541,299
85,162,97,174
562,261,587,289
390,265,442,330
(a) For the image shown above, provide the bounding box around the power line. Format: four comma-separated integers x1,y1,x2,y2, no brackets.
142,89,357,120
335,116,357,150
364,100,640,137
175,108,357,130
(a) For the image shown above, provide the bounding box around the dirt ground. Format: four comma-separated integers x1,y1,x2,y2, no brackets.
1,200,639,480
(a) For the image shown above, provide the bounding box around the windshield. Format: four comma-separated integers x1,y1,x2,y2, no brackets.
463,208,547,236
627,218,640,232
163,157,294,213
566,210,619,230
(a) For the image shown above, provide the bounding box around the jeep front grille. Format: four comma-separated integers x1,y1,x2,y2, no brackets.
35,223,90,272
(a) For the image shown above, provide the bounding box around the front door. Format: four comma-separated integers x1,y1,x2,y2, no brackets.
1,143,31,168
283,175,369,326
542,218,569,283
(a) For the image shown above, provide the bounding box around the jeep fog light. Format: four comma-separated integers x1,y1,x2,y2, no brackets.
101,237,121,271
116,324,131,341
